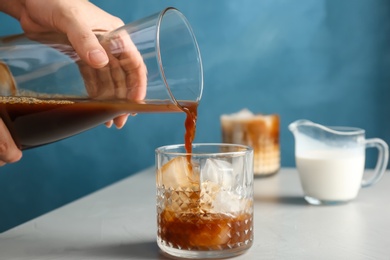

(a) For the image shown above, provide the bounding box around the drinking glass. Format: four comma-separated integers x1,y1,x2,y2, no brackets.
155,143,254,259
221,110,280,177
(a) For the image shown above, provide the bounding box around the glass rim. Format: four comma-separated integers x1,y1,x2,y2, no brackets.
325,126,365,135
155,143,253,156
289,120,365,136
156,7,204,107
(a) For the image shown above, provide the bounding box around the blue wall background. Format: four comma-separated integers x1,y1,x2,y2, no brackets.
1,0,390,232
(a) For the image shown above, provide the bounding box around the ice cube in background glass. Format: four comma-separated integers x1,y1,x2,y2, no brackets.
159,156,199,189
220,108,255,121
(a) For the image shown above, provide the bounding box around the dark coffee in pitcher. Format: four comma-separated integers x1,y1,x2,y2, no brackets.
0,96,198,150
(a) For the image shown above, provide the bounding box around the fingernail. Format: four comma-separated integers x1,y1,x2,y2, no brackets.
88,49,109,67
105,120,113,128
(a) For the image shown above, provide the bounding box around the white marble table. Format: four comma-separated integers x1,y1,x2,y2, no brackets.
1,168,389,260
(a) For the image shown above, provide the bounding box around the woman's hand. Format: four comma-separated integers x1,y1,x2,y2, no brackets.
0,0,147,165
19,0,147,128
6,0,147,128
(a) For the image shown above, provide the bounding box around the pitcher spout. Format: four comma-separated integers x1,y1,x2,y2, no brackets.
289,119,366,149
288,119,315,134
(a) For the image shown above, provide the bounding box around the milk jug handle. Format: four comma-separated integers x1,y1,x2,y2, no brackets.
362,138,389,188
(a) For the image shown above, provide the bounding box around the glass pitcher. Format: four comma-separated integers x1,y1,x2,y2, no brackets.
0,7,203,150
289,119,389,205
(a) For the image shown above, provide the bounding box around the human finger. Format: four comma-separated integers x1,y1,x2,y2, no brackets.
105,120,114,128
77,62,100,98
78,61,119,100
107,53,128,99
108,32,147,100
0,118,22,164
120,54,147,100
94,65,117,99
113,114,129,129
65,21,109,69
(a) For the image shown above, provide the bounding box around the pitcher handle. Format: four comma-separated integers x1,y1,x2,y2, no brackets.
362,138,389,188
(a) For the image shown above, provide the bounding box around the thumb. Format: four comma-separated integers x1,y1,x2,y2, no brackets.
66,26,109,69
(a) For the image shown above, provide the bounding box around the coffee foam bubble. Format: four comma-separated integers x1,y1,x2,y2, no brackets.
0,96,74,105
